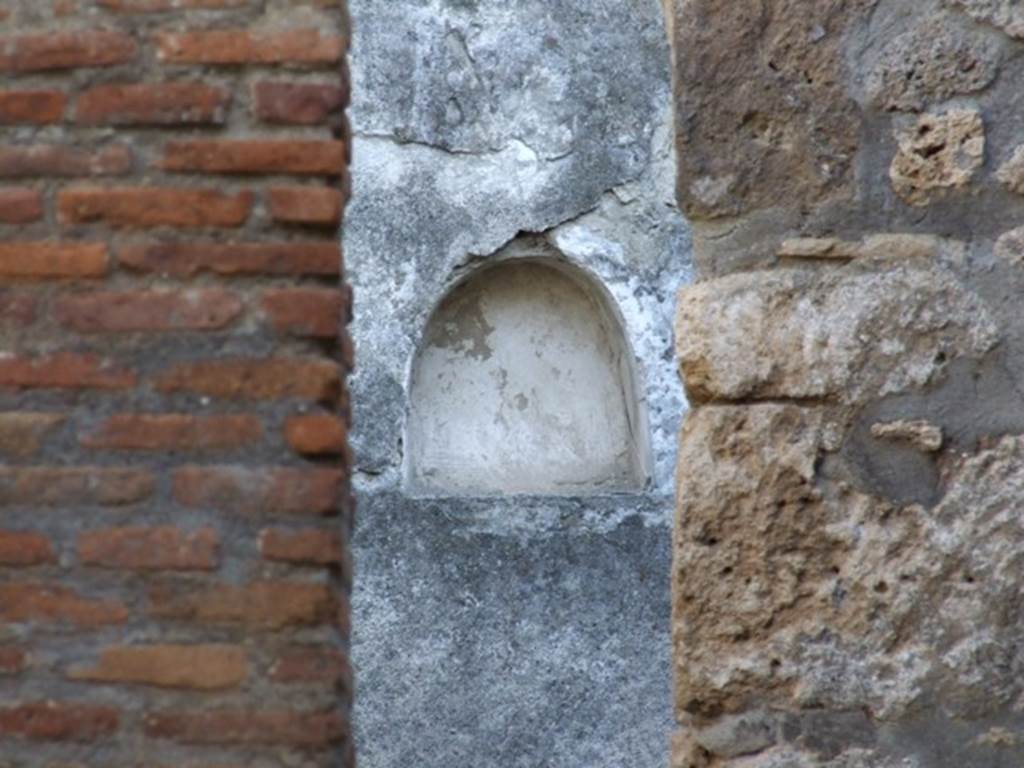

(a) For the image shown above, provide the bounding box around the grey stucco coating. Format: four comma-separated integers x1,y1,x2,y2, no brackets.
345,0,691,765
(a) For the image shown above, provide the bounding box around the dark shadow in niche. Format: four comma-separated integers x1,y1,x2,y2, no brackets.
405,250,651,496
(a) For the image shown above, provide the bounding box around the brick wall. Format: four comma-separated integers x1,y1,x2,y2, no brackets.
0,1,353,765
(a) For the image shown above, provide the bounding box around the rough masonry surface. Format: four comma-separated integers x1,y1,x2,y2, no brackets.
667,0,1024,765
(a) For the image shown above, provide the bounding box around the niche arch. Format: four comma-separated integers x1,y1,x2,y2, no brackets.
405,253,651,495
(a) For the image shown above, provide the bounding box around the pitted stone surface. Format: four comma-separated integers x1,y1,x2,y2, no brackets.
864,15,1002,112
890,109,985,206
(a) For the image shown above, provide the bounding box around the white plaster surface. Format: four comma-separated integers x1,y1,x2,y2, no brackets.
408,260,646,495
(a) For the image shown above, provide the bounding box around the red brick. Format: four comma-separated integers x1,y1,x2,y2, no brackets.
0,294,36,327
0,647,25,675
0,531,56,566
267,186,342,226
148,581,338,629
0,702,119,742
270,647,350,687
0,352,134,390
77,82,230,125
157,29,344,65
144,708,346,747
163,140,346,175
119,241,340,276
58,187,251,228
78,527,218,571
262,288,341,338
0,413,64,458
68,644,247,689
99,0,247,11
252,81,346,125
82,413,261,451
284,414,346,455
0,584,127,627
155,358,340,402
173,466,342,516
0,145,132,177
0,91,65,124
56,289,243,332
0,189,43,223
260,528,342,566
0,31,137,73
0,242,108,279
0,467,155,506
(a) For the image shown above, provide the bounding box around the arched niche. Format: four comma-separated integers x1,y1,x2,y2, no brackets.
406,257,650,495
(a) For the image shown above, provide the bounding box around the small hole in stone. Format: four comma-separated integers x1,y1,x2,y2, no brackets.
874,581,889,594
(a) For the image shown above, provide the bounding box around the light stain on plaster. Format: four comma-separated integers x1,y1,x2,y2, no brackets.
407,258,646,495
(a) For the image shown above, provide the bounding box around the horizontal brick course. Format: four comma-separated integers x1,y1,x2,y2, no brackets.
270,646,351,687
163,139,347,175
268,186,344,225
76,82,231,126
99,0,249,12
0,31,137,73
0,531,57,567
0,583,128,627
0,242,108,279
174,465,343,516
58,186,252,228
78,526,220,571
155,358,340,402
260,528,343,566
56,289,243,332
0,91,65,124
0,413,65,458
285,413,347,455
82,413,261,451
68,644,247,689
262,287,342,338
0,701,119,742
148,580,338,629
0,467,155,506
0,352,134,390
157,29,344,65
0,145,132,178
119,240,340,276
0,189,44,224
253,81,347,125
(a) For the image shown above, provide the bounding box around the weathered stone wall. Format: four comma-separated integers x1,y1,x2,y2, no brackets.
668,1,1024,766
0,2,353,765
346,0,692,765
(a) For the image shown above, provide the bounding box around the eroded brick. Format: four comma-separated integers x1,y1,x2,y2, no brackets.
58,187,251,228
148,581,338,629
78,527,219,571
174,466,342,516
0,242,107,279
157,29,344,65
260,528,342,566
56,289,242,332
262,288,341,338
0,583,127,627
81,413,260,451
163,140,346,175
0,531,56,566
155,358,340,402
0,353,134,390
119,241,340,276
77,82,231,125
